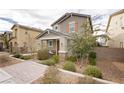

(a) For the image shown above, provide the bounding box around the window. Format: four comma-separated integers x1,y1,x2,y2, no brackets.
120,16,123,20
54,25,58,31
25,31,28,34
55,26,58,30
120,42,123,48
69,21,75,32
48,40,53,47
116,21,118,25
15,29,17,37
120,16,123,27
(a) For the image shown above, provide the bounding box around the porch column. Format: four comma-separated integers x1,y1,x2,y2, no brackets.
59,37,68,62
55,39,58,55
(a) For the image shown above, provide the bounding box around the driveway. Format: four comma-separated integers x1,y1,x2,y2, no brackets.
2,61,48,84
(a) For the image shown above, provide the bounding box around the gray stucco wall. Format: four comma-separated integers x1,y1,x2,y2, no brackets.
52,16,91,33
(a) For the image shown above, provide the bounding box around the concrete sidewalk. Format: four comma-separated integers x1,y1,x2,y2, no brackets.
2,61,48,84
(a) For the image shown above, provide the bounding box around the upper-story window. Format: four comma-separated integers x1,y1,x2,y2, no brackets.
116,21,118,25
25,31,28,35
120,16,123,27
15,29,17,37
54,25,58,31
69,21,75,32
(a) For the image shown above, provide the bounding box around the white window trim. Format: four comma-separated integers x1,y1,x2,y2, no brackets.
48,40,53,47
69,21,75,33
54,25,59,31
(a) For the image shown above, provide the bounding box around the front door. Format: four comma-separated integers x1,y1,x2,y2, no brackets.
0,42,3,51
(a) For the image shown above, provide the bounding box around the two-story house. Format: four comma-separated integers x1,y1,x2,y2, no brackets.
36,12,92,61
0,31,12,51
0,33,4,51
106,9,124,48
10,24,43,53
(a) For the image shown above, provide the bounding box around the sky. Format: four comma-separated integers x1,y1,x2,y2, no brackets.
0,9,119,33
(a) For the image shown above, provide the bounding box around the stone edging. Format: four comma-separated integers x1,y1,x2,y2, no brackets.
9,56,25,62
59,69,116,84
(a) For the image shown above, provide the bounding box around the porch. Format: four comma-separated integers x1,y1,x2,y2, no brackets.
36,29,70,61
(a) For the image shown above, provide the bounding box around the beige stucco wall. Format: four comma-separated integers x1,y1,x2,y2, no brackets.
11,26,41,52
107,13,124,48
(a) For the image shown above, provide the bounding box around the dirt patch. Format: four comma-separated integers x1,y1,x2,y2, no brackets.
113,62,124,71
97,61,124,83
0,57,22,68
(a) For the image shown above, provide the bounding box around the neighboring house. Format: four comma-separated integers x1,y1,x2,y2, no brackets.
10,24,43,53
0,33,4,51
0,31,12,51
106,9,124,48
36,12,92,61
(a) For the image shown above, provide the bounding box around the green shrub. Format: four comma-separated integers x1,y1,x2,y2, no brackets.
41,59,56,66
37,49,49,60
42,66,60,84
13,52,22,58
63,61,76,72
20,55,32,60
52,55,59,63
88,51,96,65
83,65,102,78
66,56,77,62
89,58,96,65
89,51,96,59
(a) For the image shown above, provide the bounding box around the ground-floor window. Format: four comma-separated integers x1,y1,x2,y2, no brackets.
48,40,53,48
120,42,123,48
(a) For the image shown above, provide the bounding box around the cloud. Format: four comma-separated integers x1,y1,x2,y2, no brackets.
0,17,17,24
0,9,120,31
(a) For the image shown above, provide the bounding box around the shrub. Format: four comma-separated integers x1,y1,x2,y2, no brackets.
83,65,102,78
78,76,95,84
42,66,60,84
13,52,22,58
37,49,49,60
89,51,96,59
89,58,96,65
88,52,96,65
66,56,77,62
20,55,32,60
51,55,59,63
41,59,56,66
63,61,76,72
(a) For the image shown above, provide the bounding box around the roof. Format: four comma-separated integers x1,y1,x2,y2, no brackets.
36,29,70,39
106,9,124,32
51,12,91,26
11,24,43,33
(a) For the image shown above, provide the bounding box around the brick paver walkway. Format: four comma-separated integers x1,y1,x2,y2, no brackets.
2,61,48,84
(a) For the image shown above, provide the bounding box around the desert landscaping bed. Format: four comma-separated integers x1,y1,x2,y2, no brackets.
0,52,22,68
96,61,124,83
10,50,124,83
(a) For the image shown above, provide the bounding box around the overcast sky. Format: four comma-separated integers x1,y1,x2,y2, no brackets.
0,9,119,32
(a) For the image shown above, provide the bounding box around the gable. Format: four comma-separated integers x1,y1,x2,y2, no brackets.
11,24,43,33
51,13,91,26
38,31,61,40
106,10,124,32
